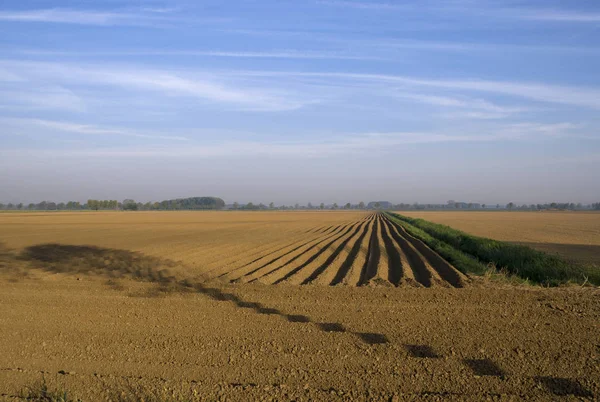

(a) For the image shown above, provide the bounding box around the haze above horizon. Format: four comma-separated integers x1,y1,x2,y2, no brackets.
1,0,599,205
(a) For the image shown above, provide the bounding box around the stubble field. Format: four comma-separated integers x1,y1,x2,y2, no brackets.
0,211,599,400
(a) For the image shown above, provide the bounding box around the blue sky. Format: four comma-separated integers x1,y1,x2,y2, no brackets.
1,0,599,205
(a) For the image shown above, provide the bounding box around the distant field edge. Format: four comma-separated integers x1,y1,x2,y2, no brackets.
384,211,599,286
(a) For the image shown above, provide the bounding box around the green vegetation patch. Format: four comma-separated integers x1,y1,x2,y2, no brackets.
385,212,599,286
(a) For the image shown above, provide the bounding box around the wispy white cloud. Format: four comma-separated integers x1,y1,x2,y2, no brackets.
319,1,600,24
317,1,410,11
0,9,135,25
0,117,188,141
366,39,600,53
499,122,583,137
15,49,377,60
0,87,86,112
0,8,179,26
141,7,180,14
0,60,313,112
0,122,580,159
394,93,529,119
518,9,600,22
237,71,600,110
4,59,599,114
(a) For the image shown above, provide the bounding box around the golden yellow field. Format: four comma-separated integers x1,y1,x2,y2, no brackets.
401,211,600,264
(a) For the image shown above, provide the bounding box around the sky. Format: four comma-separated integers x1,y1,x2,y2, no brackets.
1,0,599,205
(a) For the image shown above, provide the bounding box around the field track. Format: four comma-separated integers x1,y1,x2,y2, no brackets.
208,213,467,288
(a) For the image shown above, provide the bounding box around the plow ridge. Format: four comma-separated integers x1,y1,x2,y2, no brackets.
380,218,403,286
270,221,361,284
358,216,380,285
209,230,320,278
388,218,466,288
300,219,368,285
236,222,354,283
201,224,314,277
216,232,326,280
329,215,374,285
383,216,433,287
207,213,467,288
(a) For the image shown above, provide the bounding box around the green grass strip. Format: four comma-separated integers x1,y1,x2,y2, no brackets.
386,212,599,286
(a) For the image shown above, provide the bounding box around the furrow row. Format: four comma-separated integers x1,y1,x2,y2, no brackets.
228,220,360,283
212,213,467,288
205,218,361,279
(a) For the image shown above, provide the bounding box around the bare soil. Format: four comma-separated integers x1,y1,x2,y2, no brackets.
0,212,599,400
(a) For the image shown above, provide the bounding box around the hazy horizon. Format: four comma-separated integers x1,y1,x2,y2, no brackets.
1,0,599,205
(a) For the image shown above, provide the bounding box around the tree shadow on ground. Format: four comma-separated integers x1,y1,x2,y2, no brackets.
535,376,593,398
405,344,439,358
14,243,389,346
0,243,32,281
464,358,504,377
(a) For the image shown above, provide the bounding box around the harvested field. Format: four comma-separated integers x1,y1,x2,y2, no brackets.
1,211,599,400
401,211,600,264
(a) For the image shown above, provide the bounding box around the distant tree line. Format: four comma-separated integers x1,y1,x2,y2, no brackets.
229,201,367,210
0,197,225,211
504,202,595,211
392,200,600,211
2,198,599,211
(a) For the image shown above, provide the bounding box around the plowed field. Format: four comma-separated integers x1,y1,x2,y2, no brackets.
215,214,466,288
0,211,466,288
1,211,598,400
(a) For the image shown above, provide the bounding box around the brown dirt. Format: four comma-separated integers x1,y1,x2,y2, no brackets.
1,211,599,400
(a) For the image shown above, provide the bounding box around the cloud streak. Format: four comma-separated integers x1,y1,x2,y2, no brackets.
15,49,377,60
317,1,410,11
1,118,188,141
518,10,600,22
0,87,86,112
0,8,168,26
0,122,579,159
237,71,600,110
394,93,527,114
319,1,600,24
0,60,312,112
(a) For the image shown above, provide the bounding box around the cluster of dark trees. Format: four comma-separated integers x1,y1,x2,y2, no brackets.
111,197,225,211
0,201,87,211
131,197,226,211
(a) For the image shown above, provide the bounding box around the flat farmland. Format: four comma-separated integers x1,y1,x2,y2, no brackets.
1,211,599,400
0,211,368,265
0,211,466,287
401,211,600,264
